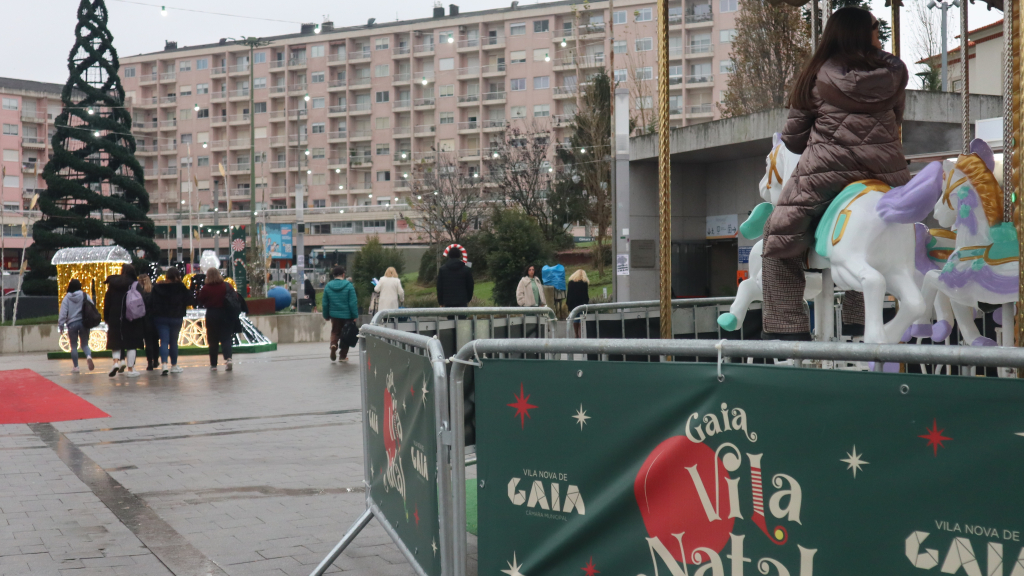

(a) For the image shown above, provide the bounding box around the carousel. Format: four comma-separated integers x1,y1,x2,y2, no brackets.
53,248,272,355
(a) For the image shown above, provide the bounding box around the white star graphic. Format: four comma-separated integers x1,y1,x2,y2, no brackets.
1016,433,1024,437
421,377,429,407
374,366,378,378
431,538,437,556
840,445,869,478
402,398,407,412
572,405,591,431
501,553,525,576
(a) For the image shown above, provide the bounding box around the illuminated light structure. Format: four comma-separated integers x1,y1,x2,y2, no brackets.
52,246,272,354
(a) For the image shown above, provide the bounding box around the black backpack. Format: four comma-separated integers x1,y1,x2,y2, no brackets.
224,287,243,318
81,297,102,330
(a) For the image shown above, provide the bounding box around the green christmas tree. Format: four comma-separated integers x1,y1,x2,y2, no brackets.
24,0,158,295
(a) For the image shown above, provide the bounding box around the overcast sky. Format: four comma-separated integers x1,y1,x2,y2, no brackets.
0,0,1004,85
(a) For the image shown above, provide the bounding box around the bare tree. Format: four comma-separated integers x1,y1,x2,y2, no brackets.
908,0,944,90
719,1,809,117
407,151,490,247
489,124,562,240
624,43,656,135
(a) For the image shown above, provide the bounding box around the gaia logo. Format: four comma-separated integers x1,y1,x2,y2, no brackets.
634,404,816,575
383,370,407,502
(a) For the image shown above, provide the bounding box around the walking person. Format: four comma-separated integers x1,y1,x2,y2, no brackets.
138,274,159,371
322,266,358,362
151,267,195,375
104,264,145,378
304,278,318,312
58,279,95,373
761,7,907,340
566,269,590,338
198,268,238,371
373,267,405,312
516,265,547,307
436,248,474,307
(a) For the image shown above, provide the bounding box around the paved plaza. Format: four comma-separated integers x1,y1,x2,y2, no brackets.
0,344,475,576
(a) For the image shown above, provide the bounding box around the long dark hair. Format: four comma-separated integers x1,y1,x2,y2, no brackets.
789,7,888,110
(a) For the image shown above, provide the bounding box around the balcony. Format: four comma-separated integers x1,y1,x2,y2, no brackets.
553,86,577,99
686,103,714,117
211,90,228,101
328,130,347,141
160,167,178,177
288,84,308,95
228,113,250,124
577,22,606,38
208,139,227,149
481,63,506,76
160,72,176,82
349,181,372,190
348,50,371,63
668,13,683,26
349,155,373,167
349,102,371,114
392,99,411,110
268,85,288,98
270,59,286,69
393,126,411,136
134,97,158,108
137,144,158,154
288,108,308,120
670,106,683,117
269,186,288,199
482,119,506,131
413,97,435,109
459,148,481,159
228,188,252,198
553,53,605,70
349,77,372,88
482,36,505,49
685,74,714,87
393,152,412,163
329,155,347,167
158,119,177,129
210,66,227,76
393,73,412,84
288,57,308,68
270,160,287,171
20,112,46,123
392,46,411,58
457,94,480,106
415,152,436,163
685,9,714,25
482,91,507,104
686,43,714,56
551,114,573,127
669,75,684,87
21,161,38,173
413,43,435,55
457,121,479,132
414,124,435,136
228,163,251,174
288,134,308,145
328,52,347,64
457,66,480,79
329,104,347,115
268,110,287,122
328,79,347,91
229,138,250,149
139,73,158,84
457,38,480,51
228,63,250,75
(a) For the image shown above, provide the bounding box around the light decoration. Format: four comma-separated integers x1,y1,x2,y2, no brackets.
52,246,132,306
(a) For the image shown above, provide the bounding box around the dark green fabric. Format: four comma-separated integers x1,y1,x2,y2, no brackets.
321,278,358,319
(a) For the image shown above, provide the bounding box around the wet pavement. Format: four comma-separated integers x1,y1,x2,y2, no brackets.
0,344,456,576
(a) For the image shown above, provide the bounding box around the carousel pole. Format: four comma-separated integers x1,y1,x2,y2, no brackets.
890,0,900,57
812,0,821,50
1016,0,1024,353
1005,0,1019,353
959,0,969,154
656,0,672,339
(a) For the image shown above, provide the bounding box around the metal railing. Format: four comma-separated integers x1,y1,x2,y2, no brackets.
566,297,735,340
685,10,714,23
686,74,714,84
371,306,557,347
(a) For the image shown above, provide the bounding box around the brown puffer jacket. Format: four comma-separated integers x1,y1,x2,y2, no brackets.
763,50,911,259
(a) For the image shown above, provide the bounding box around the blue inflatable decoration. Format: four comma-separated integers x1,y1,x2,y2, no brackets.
267,286,291,311
542,264,566,290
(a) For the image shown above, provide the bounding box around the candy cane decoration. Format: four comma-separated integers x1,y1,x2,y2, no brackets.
748,453,787,545
443,243,468,263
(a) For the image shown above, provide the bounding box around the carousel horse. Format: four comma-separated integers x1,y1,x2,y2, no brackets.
918,139,1017,347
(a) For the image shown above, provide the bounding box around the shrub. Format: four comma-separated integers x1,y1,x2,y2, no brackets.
485,209,552,306
351,235,405,311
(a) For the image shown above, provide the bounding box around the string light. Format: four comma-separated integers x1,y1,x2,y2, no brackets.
306,169,312,174
304,93,310,102
194,103,200,111
421,77,428,86
335,168,341,173
314,23,322,34
160,5,167,16
447,36,454,43
561,39,567,47
93,131,100,137
340,209,345,213
368,193,373,198
87,107,94,115
304,149,310,155
202,142,208,148
338,185,344,189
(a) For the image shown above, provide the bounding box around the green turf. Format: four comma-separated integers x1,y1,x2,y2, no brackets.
466,478,478,535
1,314,59,327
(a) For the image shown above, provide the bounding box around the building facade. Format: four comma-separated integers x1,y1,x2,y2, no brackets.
117,0,739,264
921,19,1003,96
0,78,64,271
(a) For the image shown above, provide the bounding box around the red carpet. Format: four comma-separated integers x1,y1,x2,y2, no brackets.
0,369,109,424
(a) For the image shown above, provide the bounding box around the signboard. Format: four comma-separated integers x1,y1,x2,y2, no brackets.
616,253,630,276
738,246,753,265
707,214,739,239
364,338,442,576
264,224,293,260
475,361,1024,576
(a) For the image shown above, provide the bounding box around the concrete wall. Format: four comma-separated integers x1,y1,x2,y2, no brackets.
0,324,60,355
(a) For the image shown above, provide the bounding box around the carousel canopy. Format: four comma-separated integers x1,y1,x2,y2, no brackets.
51,246,133,265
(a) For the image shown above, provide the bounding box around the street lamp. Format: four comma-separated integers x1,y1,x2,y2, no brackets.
927,0,960,91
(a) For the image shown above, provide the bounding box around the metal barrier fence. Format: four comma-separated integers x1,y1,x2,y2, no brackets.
311,325,453,576
565,297,737,340
372,307,557,355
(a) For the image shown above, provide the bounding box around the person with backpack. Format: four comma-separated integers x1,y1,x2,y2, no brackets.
104,264,145,378
321,266,358,362
138,274,160,371
58,279,95,373
198,268,240,371
150,267,196,375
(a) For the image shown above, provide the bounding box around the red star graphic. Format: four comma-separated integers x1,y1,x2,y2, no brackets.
414,505,420,526
581,558,599,576
919,419,952,456
410,386,416,396
367,359,372,370
507,383,538,429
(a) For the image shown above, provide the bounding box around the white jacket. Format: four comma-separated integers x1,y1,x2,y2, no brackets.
516,276,546,307
374,276,405,311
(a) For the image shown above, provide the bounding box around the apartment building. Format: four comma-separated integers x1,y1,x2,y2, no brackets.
0,77,64,271
114,0,738,263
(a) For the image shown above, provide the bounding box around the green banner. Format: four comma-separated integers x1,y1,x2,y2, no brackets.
365,337,442,576
475,361,1024,576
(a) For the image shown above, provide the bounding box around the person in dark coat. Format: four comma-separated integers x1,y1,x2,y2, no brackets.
436,249,474,307
139,274,160,371
304,278,317,312
566,269,590,338
760,7,909,339
104,263,145,378
151,267,196,375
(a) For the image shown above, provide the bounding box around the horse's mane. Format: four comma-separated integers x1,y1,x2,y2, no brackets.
955,154,1003,226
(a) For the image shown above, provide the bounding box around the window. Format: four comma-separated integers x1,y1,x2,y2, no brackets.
197,156,210,166
196,83,209,94
310,97,324,109
720,0,737,12
376,143,390,155
179,85,192,96
438,31,454,44
613,10,626,24
437,58,453,72
635,67,653,81
533,48,549,62
374,64,390,77
720,29,737,43
179,60,191,71
375,117,390,129
510,106,526,118
196,108,209,118
440,84,455,97
533,104,550,117
533,20,549,32
254,77,267,89
311,122,326,133
376,170,391,182
311,45,325,58
3,175,19,188
635,7,653,21
614,68,627,83
312,72,325,83
124,67,136,78
3,124,18,136
432,111,451,125
375,91,390,103
510,78,526,91
532,76,550,90
181,133,193,145
510,23,526,36
179,109,193,121
639,96,653,109
2,150,17,162
510,51,526,64
1,98,17,110
310,147,325,159
635,37,653,52
613,40,627,54
719,59,734,73
669,65,683,78
375,38,389,50
311,196,326,206
253,52,267,65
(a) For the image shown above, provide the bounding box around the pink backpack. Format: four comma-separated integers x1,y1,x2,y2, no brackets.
125,281,146,321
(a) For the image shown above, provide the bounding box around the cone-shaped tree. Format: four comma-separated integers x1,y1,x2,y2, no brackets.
24,0,158,295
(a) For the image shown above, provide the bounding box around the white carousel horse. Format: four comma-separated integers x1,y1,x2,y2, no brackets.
918,139,1017,347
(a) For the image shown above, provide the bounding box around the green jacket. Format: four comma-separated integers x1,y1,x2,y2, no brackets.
322,278,359,320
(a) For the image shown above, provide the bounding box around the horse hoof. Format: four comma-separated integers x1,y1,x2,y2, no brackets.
931,320,952,342
717,313,739,332
910,324,932,339
972,336,998,347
